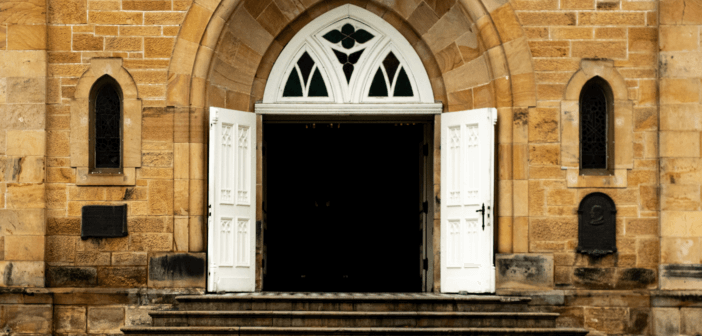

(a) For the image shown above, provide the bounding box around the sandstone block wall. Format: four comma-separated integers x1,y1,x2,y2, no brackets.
513,0,661,289
657,0,702,290
42,0,207,289
0,0,48,288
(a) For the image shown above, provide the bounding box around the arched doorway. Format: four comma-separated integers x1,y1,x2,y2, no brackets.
207,3,497,294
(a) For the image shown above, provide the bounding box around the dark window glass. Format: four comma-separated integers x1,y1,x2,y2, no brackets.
308,69,328,97
580,80,609,169
382,52,400,84
94,83,121,168
369,68,388,97
393,68,413,97
333,49,364,83
297,52,314,85
322,24,374,49
283,69,303,97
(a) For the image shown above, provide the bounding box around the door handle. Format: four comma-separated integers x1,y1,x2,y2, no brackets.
476,203,485,231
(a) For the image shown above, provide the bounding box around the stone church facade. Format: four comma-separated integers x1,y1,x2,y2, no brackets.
0,0,699,334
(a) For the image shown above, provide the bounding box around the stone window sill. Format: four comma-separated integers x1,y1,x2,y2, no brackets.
566,168,627,188
76,167,136,186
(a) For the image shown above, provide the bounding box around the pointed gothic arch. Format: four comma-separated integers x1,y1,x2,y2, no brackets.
259,4,439,112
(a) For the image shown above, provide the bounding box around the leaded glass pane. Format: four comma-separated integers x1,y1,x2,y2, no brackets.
369,68,388,97
393,68,413,97
297,52,315,85
383,52,400,84
580,82,608,169
283,69,303,97
308,69,328,97
95,84,121,168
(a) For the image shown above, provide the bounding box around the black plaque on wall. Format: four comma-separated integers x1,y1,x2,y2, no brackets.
577,192,617,256
81,205,128,239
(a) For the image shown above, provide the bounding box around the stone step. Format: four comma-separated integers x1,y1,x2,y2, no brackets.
174,293,532,312
121,326,590,335
150,311,559,328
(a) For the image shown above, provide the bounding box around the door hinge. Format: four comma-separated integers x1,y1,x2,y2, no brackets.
421,201,428,213
422,143,429,156
423,258,428,270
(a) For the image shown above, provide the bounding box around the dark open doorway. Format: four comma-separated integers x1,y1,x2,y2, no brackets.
264,122,425,292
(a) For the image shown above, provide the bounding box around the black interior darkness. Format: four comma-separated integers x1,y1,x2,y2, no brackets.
264,123,424,292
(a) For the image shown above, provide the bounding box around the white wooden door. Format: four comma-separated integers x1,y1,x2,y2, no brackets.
440,108,496,293
208,107,257,292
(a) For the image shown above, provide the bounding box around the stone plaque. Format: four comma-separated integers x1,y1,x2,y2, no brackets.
577,192,616,256
81,205,128,239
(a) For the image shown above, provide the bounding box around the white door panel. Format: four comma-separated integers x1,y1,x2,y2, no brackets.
440,108,496,293
208,107,257,292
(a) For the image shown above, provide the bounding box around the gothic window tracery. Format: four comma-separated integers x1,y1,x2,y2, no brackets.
283,51,329,98
369,52,413,97
263,4,435,105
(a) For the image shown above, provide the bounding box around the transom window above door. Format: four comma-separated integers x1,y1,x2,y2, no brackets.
261,4,438,109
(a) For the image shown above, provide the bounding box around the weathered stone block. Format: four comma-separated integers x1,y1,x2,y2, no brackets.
72,33,104,51
530,217,577,241
75,251,111,265
105,36,142,51
54,306,87,333
3,305,52,333
6,183,45,209
98,266,147,287
128,216,173,233
148,252,206,288
112,252,148,265
573,267,615,289
584,307,628,334
144,37,175,58
87,306,125,333
122,0,171,10
6,130,45,156
0,261,44,286
496,254,554,289
47,266,97,287
89,11,143,24
0,209,44,235
7,24,46,50
144,12,184,25
653,307,680,336
49,0,87,23
660,264,702,290
5,235,44,261
148,180,174,215
77,236,129,252
518,11,576,25
615,268,656,289
129,233,172,251
662,237,700,264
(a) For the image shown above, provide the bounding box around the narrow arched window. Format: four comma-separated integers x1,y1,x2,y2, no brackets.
580,77,614,172
89,76,123,172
